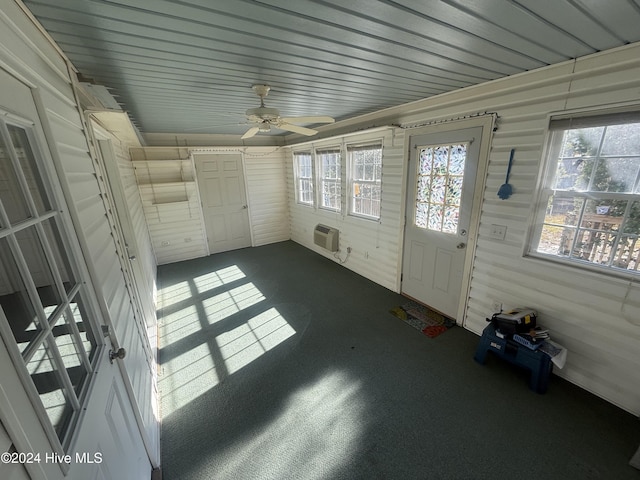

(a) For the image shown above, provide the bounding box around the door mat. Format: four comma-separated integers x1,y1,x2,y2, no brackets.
389,302,456,338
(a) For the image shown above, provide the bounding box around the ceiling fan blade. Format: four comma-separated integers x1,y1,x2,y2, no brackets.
276,122,318,136
279,116,335,124
241,126,260,139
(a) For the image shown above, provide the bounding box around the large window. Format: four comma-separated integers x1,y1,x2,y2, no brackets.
294,151,313,206
0,118,99,449
530,111,640,275
317,148,341,212
348,144,382,220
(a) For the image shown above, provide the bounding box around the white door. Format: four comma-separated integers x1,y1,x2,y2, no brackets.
91,133,160,467
0,68,149,479
194,153,252,254
402,127,482,319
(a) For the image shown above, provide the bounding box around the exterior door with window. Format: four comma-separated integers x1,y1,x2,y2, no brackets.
0,69,149,479
402,127,482,318
194,153,251,254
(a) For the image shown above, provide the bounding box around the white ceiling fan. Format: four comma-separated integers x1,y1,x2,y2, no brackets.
241,84,335,139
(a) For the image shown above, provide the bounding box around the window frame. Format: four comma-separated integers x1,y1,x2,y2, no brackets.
316,147,342,213
293,150,314,207
347,142,383,221
527,108,640,278
0,113,103,453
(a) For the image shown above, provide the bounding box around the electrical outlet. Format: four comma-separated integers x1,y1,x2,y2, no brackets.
347,246,352,253
492,300,502,313
490,224,507,240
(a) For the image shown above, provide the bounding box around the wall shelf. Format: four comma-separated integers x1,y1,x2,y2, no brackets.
133,159,194,185
138,181,195,189
151,199,190,206
133,152,206,261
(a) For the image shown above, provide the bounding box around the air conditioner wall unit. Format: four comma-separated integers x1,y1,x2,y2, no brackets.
313,224,339,252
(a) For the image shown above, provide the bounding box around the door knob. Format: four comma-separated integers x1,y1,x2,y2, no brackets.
456,242,466,249
242,205,248,209
109,347,126,364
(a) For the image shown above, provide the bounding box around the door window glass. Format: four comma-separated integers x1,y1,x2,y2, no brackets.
15,224,62,317
0,134,31,224
415,143,468,234
53,309,90,396
26,339,74,438
42,217,77,294
8,125,51,215
0,236,42,352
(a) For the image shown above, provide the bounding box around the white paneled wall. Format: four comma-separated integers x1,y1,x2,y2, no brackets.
116,45,640,414
109,139,157,321
459,51,640,415
132,146,290,264
286,127,405,291
285,43,640,414
130,147,208,265
43,90,161,463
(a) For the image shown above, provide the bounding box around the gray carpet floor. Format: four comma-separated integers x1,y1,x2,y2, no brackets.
157,240,640,480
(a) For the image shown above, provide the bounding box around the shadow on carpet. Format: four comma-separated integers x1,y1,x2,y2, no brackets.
389,302,456,338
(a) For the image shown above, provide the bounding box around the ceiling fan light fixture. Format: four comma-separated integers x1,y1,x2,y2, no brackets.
245,106,280,120
252,84,271,98
240,84,335,138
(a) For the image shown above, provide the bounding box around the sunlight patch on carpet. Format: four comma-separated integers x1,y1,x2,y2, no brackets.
211,371,365,480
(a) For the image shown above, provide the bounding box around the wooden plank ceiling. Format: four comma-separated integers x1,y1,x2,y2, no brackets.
22,0,640,138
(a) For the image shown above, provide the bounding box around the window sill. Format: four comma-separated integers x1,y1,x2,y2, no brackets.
525,251,640,282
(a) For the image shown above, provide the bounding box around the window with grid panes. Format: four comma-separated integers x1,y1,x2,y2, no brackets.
529,110,640,276
294,151,314,206
317,148,342,212
414,143,467,234
348,144,382,220
0,118,99,449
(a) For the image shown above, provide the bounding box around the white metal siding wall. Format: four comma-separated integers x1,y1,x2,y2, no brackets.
291,44,640,414
99,136,160,460
438,50,640,415
110,139,157,315
132,146,290,264
0,0,158,469
286,127,405,291
44,92,160,459
131,147,208,265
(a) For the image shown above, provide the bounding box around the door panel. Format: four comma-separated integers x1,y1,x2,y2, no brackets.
195,153,251,254
92,133,159,467
204,178,223,206
433,248,453,293
402,127,482,318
